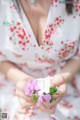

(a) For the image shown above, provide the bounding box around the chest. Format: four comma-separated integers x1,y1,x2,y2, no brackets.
19,0,51,46
26,10,47,46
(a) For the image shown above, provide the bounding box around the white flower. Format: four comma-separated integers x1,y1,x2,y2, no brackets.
37,78,45,95
37,76,52,95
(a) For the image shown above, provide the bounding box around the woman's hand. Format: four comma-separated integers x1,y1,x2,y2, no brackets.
15,76,36,114
39,74,67,114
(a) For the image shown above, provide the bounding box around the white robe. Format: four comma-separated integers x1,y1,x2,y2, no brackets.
0,0,80,120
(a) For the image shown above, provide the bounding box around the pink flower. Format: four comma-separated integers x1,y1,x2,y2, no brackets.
35,91,39,97
43,94,51,102
38,94,51,103
25,80,40,96
38,96,43,103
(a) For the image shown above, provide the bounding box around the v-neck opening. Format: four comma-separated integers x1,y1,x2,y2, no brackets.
17,0,53,47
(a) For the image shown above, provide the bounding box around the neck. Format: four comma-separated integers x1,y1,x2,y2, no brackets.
30,0,36,4
25,0,52,6
24,0,36,5
20,0,52,13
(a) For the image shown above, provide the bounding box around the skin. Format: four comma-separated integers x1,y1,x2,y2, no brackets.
0,0,80,115
19,0,52,46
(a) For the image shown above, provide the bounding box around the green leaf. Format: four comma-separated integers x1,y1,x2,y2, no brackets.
32,95,38,102
50,86,57,95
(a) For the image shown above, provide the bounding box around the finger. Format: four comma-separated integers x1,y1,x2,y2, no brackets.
50,98,62,109
17,107,34,115
17,107,29,114
39,103,48,112
16,80,28,92
47,106,56,114
51,75,65,86
58,83,67,97
18,97,35,108
16,88,32,102
51,84,66,101
42,97,62,109
16,77,33,92
40,104,56,114
51,91,61,100
39,105,46,112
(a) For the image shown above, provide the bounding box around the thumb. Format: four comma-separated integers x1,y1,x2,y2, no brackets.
50,74,65,87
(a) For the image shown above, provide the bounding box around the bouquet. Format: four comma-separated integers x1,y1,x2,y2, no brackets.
25,77,58,103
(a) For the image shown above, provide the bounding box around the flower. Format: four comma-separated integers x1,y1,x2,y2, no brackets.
37,77,51,95
43,94,51,102
38,96,43,103
50,86,57,95
25,80,40,96
25,78,58,103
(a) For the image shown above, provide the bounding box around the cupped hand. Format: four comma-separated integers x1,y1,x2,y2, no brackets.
15,76,36,114
39,74,67,114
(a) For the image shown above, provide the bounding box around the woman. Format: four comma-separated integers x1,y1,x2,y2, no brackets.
0,0,80,120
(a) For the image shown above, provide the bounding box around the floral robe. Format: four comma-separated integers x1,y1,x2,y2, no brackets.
0,0,80,120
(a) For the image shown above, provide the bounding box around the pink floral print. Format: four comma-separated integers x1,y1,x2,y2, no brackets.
0,0,80,120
